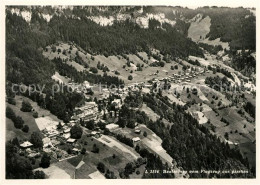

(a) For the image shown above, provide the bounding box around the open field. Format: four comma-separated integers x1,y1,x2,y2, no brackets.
188,14,211,42
187,14,229,50
75,162,96,179
97,135,139,160
76,134,142,178
142,134,173,165
6,95,63,141
34,160,75,179
88,171,106,179
111,124,173,166
6,96,41,140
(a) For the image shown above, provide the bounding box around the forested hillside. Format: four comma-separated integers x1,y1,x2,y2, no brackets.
143,6,256,51
118,92,253,178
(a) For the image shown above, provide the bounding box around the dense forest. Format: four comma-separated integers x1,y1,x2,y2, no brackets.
243,101,255,118
6,7,204,59
230,50,256,77
205,76,232,91
48,15,203,57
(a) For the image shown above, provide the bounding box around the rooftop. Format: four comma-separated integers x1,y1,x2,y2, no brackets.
67,138,76,143
20,141,33,148
132,137,141,142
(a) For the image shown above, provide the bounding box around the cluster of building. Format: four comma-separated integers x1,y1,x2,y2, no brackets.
170,70,204,83
18,117,84,161
73,102,101,122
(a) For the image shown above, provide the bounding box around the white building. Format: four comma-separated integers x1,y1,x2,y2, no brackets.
105,123,119,131
132,137,141,143
20,141,33,148
67,138,76,143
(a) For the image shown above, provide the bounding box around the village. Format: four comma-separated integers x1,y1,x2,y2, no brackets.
18,58,255,164
16,65,210,177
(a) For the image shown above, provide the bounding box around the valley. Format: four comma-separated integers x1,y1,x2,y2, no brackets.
5,5,256,179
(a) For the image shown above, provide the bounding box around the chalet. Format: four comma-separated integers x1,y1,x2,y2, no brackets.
132,137,141,143
63,133,71,139
63,128,70,133
67,138,76,143
134,129,141,134
20,141,33,149
72,148,80,155
91,131,101,138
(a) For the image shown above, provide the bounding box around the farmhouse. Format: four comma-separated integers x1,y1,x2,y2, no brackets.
63,128,70,133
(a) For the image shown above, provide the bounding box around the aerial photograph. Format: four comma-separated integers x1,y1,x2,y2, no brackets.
5,5,256,180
